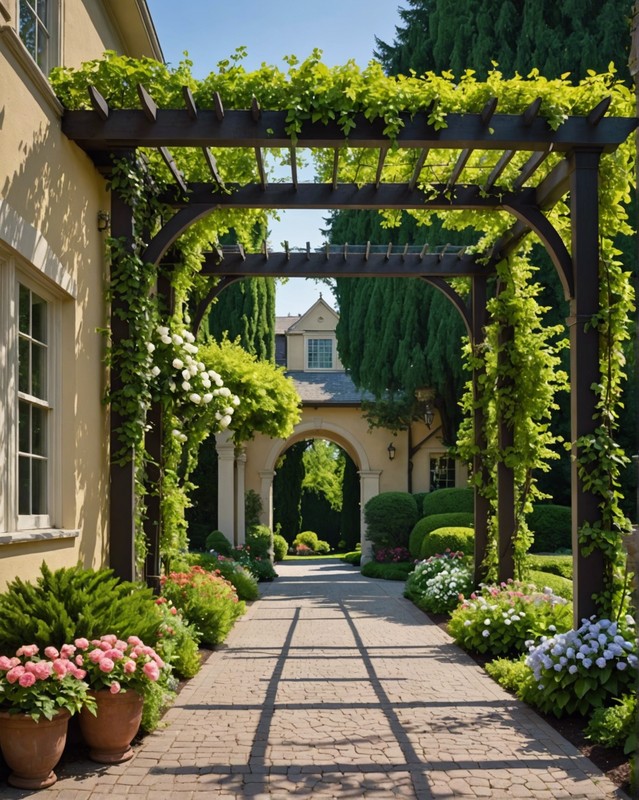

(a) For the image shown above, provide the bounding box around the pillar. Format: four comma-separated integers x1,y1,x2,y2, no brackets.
259,469,275,530
216,429,236,546
359,469,382,565
235,447,247,546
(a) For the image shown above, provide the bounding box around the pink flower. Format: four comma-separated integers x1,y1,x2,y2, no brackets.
44,646,59,659
75,655,84,666
101,635,117,646
34,661,52,680
142,662,160,681
123,660,136,674
103,648,124,661
170,607,178,616
98,658,115,673
16,645,39,658
60,644,76,658
6,666,25,683
88,648,104,663
0,656,15,670
74,638,89,650
18,672,36,687
109,681,121,694
127,636,142,647
115,640,128,651
52,659,68,677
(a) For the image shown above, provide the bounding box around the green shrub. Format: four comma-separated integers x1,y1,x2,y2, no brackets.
364,492,418,549
154,597,202,679
527,554,573,579
409,512,474,558
293,531,319,550
448,580,573,657
360,561,415,581
140,673,176,734
181,553,260,601
420,527,474,559
421,487,474,517
246,524,274,560
204,530,233,556
273,534,288,562
485,657,530,693
529,504,572,553
161,565,245,646
412,492,428,516
0,563,161,652
527,569,572,600
585,694,637,754
341,550,361,566
231,546,278,582
521,617,638,717
404,552,473,613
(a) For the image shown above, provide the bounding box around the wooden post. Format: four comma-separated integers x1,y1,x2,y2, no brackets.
569,149,605,625
108,187,136,582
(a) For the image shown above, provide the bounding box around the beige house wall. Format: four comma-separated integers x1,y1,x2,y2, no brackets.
0,1,160,588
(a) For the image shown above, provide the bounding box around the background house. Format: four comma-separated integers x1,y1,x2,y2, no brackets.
216,296,467,558
0,0,162,588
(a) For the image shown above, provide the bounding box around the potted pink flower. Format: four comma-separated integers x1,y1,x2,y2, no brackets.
0,643,95,789
74,635,165,764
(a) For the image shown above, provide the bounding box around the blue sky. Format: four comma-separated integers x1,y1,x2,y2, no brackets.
146,0,402,315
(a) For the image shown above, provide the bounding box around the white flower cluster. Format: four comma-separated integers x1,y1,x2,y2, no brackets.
471,604,526,638
410,553,472,612
151,325,240,440
525,615,637,689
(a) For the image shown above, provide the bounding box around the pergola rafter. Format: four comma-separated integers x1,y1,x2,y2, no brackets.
61,83,638,622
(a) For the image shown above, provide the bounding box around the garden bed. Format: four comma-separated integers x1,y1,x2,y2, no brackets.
425,611,632,796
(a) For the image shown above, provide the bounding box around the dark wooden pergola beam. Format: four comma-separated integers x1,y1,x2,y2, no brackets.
198,250,489,278
62,109,637,154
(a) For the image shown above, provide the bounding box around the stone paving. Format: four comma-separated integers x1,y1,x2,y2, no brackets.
4,560,629,799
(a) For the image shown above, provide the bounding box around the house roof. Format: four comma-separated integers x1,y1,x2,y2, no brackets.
287,371,373,405
275,314,301,334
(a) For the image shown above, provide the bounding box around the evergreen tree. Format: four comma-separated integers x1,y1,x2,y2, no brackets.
273,441,306,541
208,277,275,361
340,454,361,549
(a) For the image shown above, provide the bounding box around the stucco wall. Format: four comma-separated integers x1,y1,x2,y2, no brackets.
0,1,153,588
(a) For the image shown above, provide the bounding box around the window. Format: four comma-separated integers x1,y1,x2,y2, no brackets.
429,455,456,490
18,284,49,519
307,338,333,369
18,0,54,73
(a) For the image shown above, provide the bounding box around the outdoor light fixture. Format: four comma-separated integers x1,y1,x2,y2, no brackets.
415,388,435,429
387,442,396,461
97,211,111,232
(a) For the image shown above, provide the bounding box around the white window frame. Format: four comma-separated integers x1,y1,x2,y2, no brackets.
305,335,335,371
16,0,61,74
0,252,62,533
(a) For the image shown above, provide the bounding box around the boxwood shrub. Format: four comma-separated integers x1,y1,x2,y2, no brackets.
421,487,474,517
528,504,571,553
419,526,474,559
364,492,419,549
409,512,474,558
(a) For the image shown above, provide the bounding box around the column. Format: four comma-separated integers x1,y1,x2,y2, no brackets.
235,447,247,546
259,470,275,530
215,429,236,546
359,469,382,565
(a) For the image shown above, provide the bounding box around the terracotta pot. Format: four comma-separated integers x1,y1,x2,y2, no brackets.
0,708,70,789
79,689,144,764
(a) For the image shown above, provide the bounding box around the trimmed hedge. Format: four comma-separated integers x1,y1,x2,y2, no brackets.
529,504,571,553
419,527,474,559
409,512,474,558
204,530,233,556
528,554,573,579
360,561,414,581
364,492,419,549
421,487,474,517
412,492,428,517
273,534,288,562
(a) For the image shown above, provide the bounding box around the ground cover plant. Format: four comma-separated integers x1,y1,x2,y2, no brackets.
448,580,573,657
404,551,473,613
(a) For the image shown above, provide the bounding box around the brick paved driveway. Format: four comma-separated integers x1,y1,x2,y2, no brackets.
5,560,628,799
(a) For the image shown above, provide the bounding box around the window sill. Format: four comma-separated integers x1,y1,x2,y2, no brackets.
0,529,80,546
0,25,63,116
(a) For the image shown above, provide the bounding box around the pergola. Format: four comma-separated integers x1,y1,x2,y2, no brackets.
62,86,637,623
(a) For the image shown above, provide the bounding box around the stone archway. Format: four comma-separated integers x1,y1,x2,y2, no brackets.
262,420,380,563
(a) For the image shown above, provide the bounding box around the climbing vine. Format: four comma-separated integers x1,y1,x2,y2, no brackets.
51,53,636,611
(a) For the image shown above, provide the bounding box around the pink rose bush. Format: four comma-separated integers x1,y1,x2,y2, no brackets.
0,642,94,721
74,635,165,699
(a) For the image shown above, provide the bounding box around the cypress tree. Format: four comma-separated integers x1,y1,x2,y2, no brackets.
273,441,306,542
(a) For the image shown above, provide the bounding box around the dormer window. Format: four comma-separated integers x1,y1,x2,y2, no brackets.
307,337,333,370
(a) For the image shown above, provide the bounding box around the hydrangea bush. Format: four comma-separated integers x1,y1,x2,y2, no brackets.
520,615,638,716
75,635,166,699
448,580,572,656
404,551,473,613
